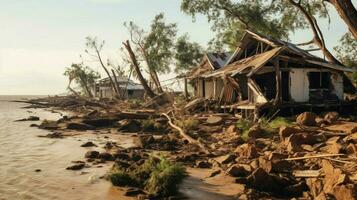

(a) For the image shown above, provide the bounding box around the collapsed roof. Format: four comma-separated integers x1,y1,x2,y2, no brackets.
188,30,356,80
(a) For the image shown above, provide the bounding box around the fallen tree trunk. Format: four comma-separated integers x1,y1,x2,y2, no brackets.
162,113,210,154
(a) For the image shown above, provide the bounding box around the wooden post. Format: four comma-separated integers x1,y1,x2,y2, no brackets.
184,77,188,98
274,58,282,104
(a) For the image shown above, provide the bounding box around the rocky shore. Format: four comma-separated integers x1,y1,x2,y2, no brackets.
16,95,357,200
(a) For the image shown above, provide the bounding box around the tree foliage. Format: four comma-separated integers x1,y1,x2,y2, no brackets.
64,63,100,97
181,0,332,51
334,32,357,83
174,34,204,74
144,13,178,74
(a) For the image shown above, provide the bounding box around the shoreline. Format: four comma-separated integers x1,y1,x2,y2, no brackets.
14,95,357,200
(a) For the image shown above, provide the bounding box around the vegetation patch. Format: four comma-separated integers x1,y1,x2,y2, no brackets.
108,155,186,198
142,118,165,132
176,118,199,132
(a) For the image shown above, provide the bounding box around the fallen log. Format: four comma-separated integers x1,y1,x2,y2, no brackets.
161,113,210,154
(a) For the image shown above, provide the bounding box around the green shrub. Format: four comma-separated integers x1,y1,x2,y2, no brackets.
145,157,186,196
142,119,165,132
109,170,137,187
269,117,292,129
108,155,186,197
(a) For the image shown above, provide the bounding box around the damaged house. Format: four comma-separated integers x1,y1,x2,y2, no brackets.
187,30,356,119
93,76,145,99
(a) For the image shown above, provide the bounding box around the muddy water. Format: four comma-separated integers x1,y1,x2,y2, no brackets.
0,96,239,200
0,96,131,200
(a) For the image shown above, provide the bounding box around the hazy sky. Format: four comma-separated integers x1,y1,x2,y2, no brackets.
0,0,352,95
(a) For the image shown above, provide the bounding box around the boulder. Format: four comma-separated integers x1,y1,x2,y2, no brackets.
67,122,95,130
227,164,251,177
215,154,237,165
324,112,339,123
196,160,212,168
66,163,85,170
279,126,301,141
82,118,116,127
80,141,97,147
346,143,357,155
296,112,317,126
206,116,223,125
124,188,145,196
39,120,59,130
247,125,264,138
235,144,259,159
258,157,291,173
98,152,114,161
118,119,142,133
133,135,155,149
85,150,99,159
209,170,221,177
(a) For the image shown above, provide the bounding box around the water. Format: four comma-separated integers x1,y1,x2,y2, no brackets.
0,96,129,200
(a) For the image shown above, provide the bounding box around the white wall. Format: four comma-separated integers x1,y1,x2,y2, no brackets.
290,68,309,102
290,68,344,102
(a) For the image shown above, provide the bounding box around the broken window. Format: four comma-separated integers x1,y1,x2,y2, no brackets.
308,72,330,89
308,71,337,102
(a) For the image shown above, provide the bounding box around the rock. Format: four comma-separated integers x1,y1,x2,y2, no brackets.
114,152,131,161
206,116,223,125
247,125,263,138
118,119,142,133
133,135,155,149
67,122,95,130
35,169,41,172
28,116,40,121
38,132,63,138
283,182,308,197
80,141,97,147
324,112,339,123
258,157,291,173
175,153,199,163
315,117,328,127
226,125,237,134
82,118,116,127
296,112,317,126
321,160,347,193
306,178,324,198
235,144,259,159
215,154,237,165
196,160,212,168
85,150,99,159
332,185,357,200
124,188,145,196
279,126,301,141
66,163,85,170
209,169,221,177
30,124,39,127
227,164,251,177
246,168,286,193
98,152,114,161
346,143,357,155
39,120,59,130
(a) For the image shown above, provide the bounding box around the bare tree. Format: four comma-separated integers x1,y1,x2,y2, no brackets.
123,40,156,98
85,36,120,96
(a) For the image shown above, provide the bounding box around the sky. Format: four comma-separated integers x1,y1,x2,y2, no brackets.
0,0,353,95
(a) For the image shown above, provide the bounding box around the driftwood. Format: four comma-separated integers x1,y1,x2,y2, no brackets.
161,113,210,154
284,154,344,161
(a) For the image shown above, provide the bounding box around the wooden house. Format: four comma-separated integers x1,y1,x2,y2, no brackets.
187,30,356,119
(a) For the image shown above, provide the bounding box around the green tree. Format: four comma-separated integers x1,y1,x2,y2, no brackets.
334,32,357,84
174,34,204,74
64,63,101,97
125,13,177,93
181,0,340,64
